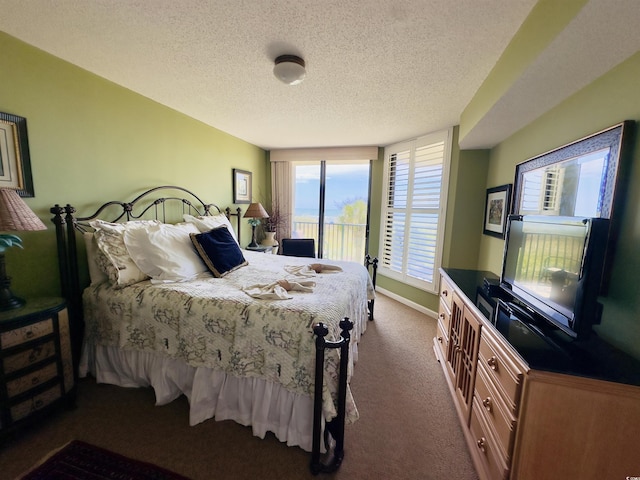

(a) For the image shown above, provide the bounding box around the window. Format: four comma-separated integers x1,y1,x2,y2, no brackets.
379,129,452,293
293,161,371,262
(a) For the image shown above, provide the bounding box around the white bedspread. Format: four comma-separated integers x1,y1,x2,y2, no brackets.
79,250,374,451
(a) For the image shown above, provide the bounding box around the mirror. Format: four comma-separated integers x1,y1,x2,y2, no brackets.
513,121,635,294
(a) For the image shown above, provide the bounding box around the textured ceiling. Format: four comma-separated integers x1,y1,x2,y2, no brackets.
1,1,637,151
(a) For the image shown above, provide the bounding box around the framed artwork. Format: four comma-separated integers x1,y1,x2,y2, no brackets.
483,184,512,238
0,112,35,197
232,168,252,204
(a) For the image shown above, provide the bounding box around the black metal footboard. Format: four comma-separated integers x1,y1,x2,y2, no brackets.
310,318,353,475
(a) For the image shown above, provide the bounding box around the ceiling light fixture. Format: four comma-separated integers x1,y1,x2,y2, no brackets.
273,55,306,85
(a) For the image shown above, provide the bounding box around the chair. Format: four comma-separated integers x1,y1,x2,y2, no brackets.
280,238,316,258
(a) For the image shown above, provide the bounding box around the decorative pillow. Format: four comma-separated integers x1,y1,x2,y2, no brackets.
124,222,209,283
190,226,248,278
183,213,239,244
89,219,160,288
83,232,108,285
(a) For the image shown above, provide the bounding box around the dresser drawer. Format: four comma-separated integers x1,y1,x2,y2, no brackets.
1,319,54,349
478,330,524,414
435,317,448,356
438,298,451,336
2,340,57,374
6,362,58,397
475,361,517,459
440,275,454,312
470,396,509,480
10,385,62,422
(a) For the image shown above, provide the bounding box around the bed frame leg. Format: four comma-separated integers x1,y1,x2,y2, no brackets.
310,318,352,475
365,254,378,321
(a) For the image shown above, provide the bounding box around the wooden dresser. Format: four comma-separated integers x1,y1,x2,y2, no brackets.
433,268,640,480
0,298,75,440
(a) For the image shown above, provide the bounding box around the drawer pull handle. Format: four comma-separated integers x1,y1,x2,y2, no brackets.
482,397,492,412
32,376,40,385
439,313,445,320
442,290,448,297
437,336,443,343
25,331,34,338
476,437,487,453
487,356,498,371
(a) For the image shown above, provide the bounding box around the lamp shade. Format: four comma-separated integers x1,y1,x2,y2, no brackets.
243,202,269,219
273,55,306,85
0,189,46,232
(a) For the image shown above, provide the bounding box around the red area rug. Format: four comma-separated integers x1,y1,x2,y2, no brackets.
18,440,191,479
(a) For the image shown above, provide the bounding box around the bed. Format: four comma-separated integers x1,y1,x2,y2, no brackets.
51,186,376,473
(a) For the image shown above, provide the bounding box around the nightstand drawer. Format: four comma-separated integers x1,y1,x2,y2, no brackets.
6,362,58,397
1,319,54,349
10,385,62,422
2,340,57,374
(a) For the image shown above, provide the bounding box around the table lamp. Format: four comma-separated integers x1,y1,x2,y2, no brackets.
0,188,47,311
243,202,269,248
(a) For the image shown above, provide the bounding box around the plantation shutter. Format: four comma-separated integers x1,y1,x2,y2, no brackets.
380,130,451,292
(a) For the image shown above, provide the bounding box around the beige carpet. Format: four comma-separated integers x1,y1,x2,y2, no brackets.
0,293,478,480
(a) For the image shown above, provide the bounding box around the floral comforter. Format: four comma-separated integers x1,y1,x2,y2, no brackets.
82,250,374,423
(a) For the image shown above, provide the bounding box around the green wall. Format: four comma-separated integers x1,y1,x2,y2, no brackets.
0,32,267,299
478,52,640,358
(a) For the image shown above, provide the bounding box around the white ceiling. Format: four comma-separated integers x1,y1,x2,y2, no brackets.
0,1,638,150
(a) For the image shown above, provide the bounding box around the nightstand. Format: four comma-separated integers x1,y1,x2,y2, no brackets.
246,245,274,253
0,298,75,440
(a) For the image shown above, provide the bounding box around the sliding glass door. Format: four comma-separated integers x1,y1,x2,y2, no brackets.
293,161,371,262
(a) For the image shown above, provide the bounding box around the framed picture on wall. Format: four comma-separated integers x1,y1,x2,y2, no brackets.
233,168,252,204
483,184,512,238
0,111,35,197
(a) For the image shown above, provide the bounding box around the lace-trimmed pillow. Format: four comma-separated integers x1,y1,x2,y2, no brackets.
90,219,160,288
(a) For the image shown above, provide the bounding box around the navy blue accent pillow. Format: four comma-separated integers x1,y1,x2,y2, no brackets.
190,227,248,277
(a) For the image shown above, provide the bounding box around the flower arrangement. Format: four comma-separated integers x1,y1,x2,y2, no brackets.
264,206,285,233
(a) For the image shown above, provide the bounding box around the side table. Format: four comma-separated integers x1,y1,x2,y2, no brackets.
246,245,275,253
0,298,76,441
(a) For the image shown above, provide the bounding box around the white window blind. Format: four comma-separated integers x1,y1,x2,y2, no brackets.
380,129,451,292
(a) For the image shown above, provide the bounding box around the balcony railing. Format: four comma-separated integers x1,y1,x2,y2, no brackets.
292,221,366,263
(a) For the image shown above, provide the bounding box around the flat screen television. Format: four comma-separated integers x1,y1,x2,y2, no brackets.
500,215,609,339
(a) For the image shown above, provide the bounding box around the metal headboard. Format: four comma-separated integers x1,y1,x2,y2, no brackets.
50,185,242,372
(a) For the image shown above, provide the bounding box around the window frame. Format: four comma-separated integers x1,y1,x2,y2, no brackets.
379,128,452,293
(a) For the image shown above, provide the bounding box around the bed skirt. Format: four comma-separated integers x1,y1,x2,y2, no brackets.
79,342,341,452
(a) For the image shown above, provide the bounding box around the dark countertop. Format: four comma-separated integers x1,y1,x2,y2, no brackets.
441,268,640,387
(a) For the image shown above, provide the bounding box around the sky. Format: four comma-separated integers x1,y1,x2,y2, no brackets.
294,163,370,218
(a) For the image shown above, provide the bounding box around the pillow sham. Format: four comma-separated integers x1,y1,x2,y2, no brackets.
124,222,209,283
190,226,248,278
183,213,239,244
83,232,108,285
90,219,160,288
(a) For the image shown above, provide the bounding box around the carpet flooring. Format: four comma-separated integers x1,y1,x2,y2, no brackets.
0,293,478,480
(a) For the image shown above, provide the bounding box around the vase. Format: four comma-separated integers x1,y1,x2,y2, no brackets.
262,231,277,247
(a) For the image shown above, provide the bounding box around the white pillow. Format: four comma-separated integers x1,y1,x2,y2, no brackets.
90,219,160,288
123,222,208,283
183,213,238,244
83,232,108,285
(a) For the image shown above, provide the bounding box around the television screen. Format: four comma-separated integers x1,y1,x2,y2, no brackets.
501,215,608,338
